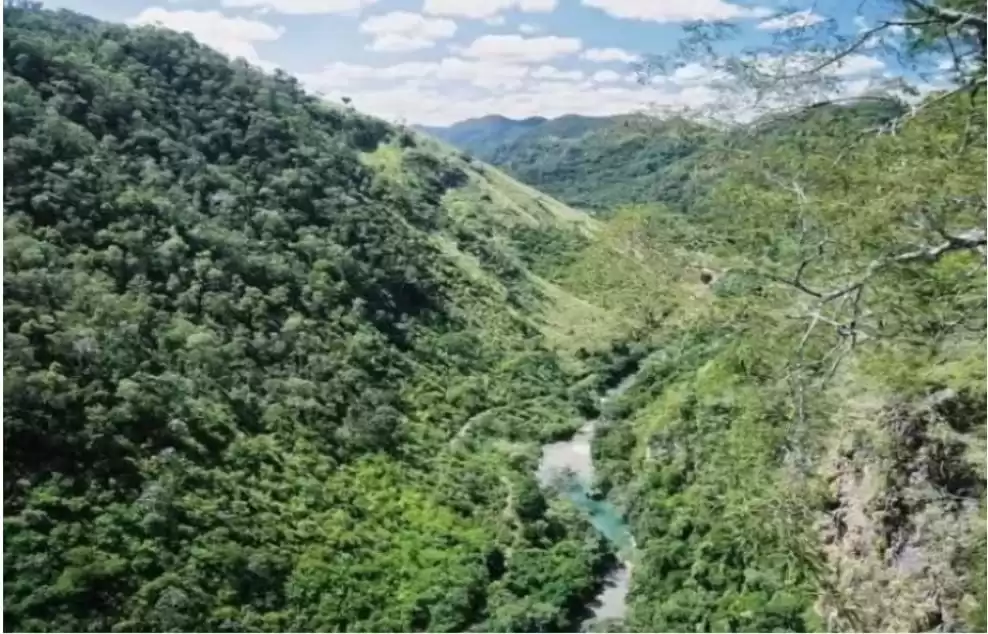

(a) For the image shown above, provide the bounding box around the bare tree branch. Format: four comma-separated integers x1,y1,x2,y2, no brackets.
761,214,985,364
879,76,988,135
770,226,986,303
903,0,988,51
760,8,973,84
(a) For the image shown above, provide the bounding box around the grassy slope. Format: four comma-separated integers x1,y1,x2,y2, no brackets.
366,131,636,372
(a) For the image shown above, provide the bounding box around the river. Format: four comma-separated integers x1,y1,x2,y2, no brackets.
536,372,638,627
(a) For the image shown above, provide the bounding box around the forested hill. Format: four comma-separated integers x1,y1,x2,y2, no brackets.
416,114,624,158
1,6,626,632
4,4,987,634
415,115,552,156
425,101,907,213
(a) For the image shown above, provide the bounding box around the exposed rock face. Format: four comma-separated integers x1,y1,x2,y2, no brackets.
816,389,986,632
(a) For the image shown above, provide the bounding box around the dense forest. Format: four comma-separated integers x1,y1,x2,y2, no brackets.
2,6,625,632
4,2,987,633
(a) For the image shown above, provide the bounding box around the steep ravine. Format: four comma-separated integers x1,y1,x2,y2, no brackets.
537,371,640,627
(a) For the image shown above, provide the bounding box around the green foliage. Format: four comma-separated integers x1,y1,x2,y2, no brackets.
4,4,986,633
427,100,913,216
2,7,615,632
425,114,716,212
602,332,820,631
508,224,588,275
536,90,985,632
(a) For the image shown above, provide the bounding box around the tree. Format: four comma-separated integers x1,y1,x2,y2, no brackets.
634,0,985,366
605,3,987,631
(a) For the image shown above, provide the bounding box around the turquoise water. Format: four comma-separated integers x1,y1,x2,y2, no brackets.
536,372,641,624
560,480,633,551
537,374,639,552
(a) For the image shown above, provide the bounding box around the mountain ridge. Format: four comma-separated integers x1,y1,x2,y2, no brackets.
419,100,909,213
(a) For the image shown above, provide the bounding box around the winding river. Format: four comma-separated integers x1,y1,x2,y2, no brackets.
536,373,639,626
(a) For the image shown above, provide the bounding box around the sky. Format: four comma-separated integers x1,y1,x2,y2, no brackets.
43,0,950,125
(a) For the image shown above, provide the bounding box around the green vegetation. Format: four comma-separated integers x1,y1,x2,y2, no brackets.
425,101,914,215
537,92,987,631
487,117,715,214
424,114,718,213
2,6,619,632
4,2,986,633
416,115,554,158
423,86,985,632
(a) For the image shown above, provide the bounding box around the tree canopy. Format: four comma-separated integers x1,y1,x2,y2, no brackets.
2,6,619,632
3,2,985,633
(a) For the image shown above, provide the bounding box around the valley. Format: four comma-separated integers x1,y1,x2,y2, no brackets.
3,3,986,633
537,369,642,628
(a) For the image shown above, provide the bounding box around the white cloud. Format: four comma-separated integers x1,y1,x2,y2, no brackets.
829,54,884,77
360,11,456,51
128,8,282,67
306,60,890,127
364,35,435,51
581,47,639,63
424,0,557,19
749,52,885,78
297,62,430,90
302,60,730,125
757,9,824,31
220,0,379,14
485,15,507,25
436,57,531,88
518,23,541,34
591,69,622,82
296,62,376,90
581,0,770,22
292,10,891,128
299,57,532,93
531,65,584,81
361,11,456,38
668,62,728,85
460,34,582,63
346,82,612,125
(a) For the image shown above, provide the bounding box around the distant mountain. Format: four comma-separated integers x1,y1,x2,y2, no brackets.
415,115,547,156
416,114,621,160
420,101,907,213
421,113,715,212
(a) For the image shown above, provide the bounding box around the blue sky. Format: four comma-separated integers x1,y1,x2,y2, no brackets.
43,0,945,124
